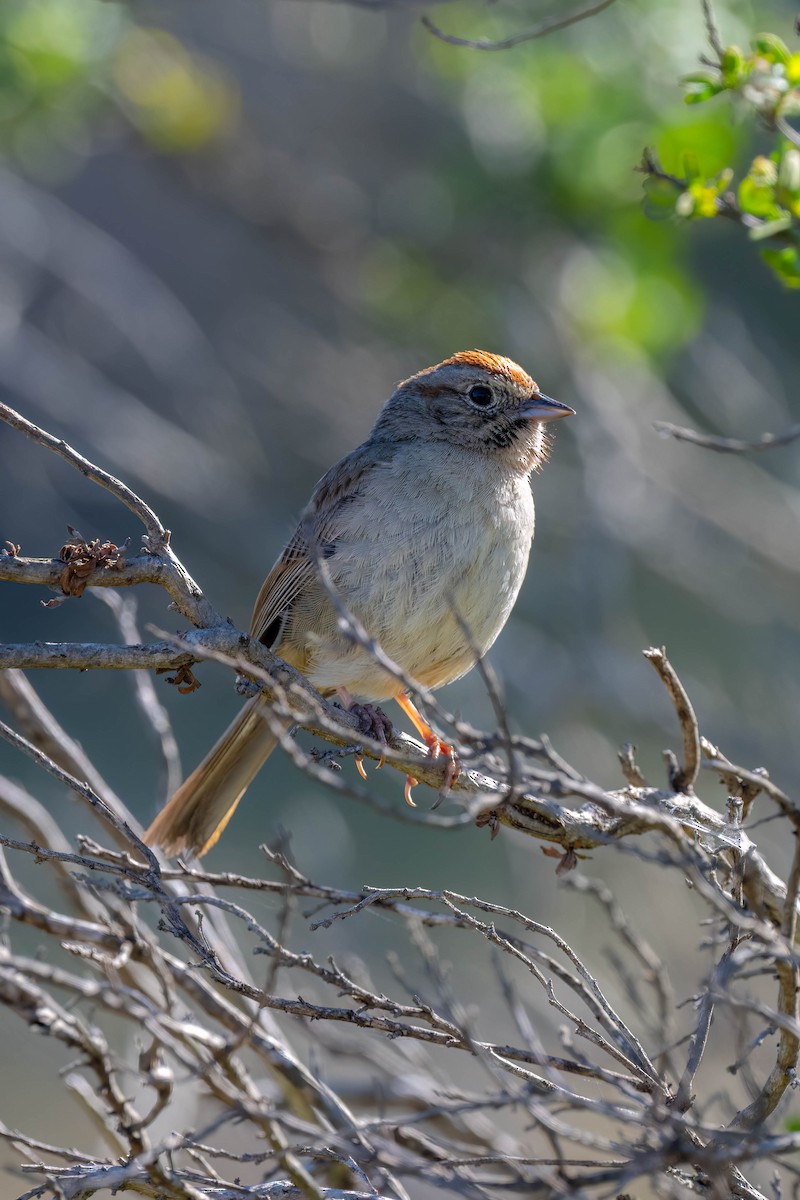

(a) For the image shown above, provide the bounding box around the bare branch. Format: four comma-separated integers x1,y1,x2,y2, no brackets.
617,742,648,788
643,647,701,792
728,832,800,1129
0,401,167,547
0,548,225,629
421,0,619,51
95,590,182,797
700,0,724,62
2,381,800,1197
654,420,800,455
0,409,224,628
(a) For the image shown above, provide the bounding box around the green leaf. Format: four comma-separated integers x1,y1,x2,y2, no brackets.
751,33,791,65
642,175,681,220
761,245,800,286
749,213,793,240
721,45,745,86
682,151,701,182
738,177,781,219
657,119,736,180
682,74,724,104
684,82,724,104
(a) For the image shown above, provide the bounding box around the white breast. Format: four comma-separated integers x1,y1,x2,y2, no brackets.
305,443,536,701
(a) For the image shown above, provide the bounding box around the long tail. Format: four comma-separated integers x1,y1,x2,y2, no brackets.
144,697,287,857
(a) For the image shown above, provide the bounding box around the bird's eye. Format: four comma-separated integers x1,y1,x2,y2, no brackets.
467,384,494,408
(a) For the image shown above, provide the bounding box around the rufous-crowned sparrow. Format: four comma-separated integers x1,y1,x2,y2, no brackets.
145,351,574,856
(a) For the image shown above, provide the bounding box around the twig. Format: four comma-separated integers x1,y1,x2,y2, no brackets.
0,402,167,547
674,943,738,1113
95,591,182,797
563,874,675,1070
643,648,701,792
0,406,224,627
618,742,648,788
703,755,800,824
639,149,797,245
421,0,619,51
0,716,159,871
654,421,800,455
0,846,127,953
776,113,800,151
728,832,800,1129
1,812,797,1197
700,0,724,62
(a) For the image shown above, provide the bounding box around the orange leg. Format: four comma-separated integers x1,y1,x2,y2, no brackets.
395,692,459,806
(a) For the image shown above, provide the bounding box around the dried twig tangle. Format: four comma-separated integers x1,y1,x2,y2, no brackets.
1,402,799,1198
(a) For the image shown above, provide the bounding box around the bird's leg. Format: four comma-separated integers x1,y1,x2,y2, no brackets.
394,692,459,807
336,687,393,777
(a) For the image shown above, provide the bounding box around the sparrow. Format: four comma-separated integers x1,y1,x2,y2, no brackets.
144,350,573,855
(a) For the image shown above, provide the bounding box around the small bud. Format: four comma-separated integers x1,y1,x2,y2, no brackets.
752,32,791,65
721,45,745,85
750,156,778,186
676,191,696,218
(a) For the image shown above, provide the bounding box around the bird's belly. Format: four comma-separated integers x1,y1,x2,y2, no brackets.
304,487,534,701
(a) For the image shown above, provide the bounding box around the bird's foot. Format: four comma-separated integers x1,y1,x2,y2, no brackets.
337,696,393,778
405,734,460,808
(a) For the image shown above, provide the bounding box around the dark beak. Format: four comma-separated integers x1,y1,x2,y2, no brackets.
519,393,576,423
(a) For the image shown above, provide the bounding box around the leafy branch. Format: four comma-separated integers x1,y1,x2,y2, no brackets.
641,6,800,287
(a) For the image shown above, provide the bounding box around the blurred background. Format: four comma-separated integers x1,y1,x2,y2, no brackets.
1,0,799,1188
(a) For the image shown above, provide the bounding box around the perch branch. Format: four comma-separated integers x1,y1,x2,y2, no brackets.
0,552,226,629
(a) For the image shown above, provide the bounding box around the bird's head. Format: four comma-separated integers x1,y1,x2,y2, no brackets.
372,350,574,474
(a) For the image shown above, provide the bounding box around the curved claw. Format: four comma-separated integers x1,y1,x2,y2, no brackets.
394,692,461,809
337,692,393,777
405,745,459,809
431,753,460,810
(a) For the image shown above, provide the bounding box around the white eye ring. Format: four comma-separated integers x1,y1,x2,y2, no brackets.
467,384,495,409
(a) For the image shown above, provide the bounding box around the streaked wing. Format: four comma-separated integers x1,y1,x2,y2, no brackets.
249,443,380,649
249,528,313,648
